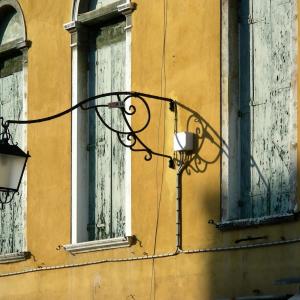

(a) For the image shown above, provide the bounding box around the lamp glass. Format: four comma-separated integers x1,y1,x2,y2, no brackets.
0,152,27,191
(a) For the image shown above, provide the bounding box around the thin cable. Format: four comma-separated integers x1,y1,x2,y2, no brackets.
150,1,168,299
1,237,300,278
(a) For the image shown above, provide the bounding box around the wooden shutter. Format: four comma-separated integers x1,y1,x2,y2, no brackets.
0,55,24,254
88,20,126,240
239,0,294,218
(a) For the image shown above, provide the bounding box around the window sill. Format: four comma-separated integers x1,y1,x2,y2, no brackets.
216,213,298,231
64,236,133,254
0,252,31,264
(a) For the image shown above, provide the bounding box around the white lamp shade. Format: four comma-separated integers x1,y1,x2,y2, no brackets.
0,153,27,191
0,141,29,192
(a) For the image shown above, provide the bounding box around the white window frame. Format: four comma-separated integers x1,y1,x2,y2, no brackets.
220,0,298,228
64,0,134,252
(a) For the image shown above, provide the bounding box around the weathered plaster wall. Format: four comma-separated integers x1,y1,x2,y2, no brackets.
0,0,300,299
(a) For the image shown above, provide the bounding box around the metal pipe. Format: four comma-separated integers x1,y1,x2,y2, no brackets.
176,161,189,251
2,237,300,277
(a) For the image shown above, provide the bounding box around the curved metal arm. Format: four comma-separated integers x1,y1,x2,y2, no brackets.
1,91,176,167
3,91,174,126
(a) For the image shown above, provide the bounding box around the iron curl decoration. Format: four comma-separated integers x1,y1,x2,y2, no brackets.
0,191,17,210
3,91,176,168
83,93,151,135
0,117,15,145
91,93,174,166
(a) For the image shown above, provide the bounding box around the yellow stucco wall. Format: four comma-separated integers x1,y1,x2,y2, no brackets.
0,0,300,299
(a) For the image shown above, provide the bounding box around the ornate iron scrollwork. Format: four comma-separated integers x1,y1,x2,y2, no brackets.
0,92,178,207
3,91,176,168
85,93,175,166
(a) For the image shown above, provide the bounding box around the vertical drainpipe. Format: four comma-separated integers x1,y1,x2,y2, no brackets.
173,102,192,252
176,161,188,252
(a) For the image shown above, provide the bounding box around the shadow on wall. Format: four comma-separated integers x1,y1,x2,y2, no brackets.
175,101,270,197
171,102,299,300
174,101,222,175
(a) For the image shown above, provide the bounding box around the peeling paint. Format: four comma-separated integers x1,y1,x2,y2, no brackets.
88,20,126,240
240,0,294,218
0,56,24,254
222,0,296,220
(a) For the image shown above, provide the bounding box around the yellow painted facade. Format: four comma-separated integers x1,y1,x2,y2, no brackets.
0,0,300,299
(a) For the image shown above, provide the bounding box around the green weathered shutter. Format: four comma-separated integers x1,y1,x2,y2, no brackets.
239,0,294,218
268,0,294,215
0,55,24,254
88,21,126,240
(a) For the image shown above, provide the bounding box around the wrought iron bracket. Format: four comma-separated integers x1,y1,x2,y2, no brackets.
1,91,177,169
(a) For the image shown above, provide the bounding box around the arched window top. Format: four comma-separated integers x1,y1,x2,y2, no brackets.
0,1,26,46
72,0,125,20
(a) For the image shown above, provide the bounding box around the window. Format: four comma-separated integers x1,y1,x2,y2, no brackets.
64,0,134,252
0,0,28,259
221,0,297,225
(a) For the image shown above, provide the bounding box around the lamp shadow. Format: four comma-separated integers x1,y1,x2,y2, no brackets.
174,101,276,219
174,101,223,175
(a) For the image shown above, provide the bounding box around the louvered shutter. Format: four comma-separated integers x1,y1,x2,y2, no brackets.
0,55,24,254
88,21,126,240
239,0,293,218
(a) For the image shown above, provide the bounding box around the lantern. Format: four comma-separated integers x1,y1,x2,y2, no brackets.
0,139,30,193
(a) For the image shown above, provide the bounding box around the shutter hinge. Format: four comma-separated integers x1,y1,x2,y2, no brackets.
248,15,266,25
250,100,267,107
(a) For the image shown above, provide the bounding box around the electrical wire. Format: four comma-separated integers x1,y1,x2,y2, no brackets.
150,1,168,299
1,237,300,278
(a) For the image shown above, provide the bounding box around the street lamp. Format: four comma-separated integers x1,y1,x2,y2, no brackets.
0,91,198,251
0,91,175,207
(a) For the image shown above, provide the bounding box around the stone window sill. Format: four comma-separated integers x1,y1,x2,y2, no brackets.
64,236,133,254
0,252,31,264
216,213,298,231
